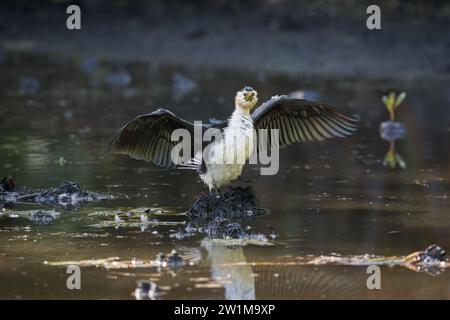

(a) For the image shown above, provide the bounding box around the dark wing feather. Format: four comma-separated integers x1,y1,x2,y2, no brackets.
251,95,359,149
109,108,197,168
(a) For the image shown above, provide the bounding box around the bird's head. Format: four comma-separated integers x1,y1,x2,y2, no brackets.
235,86,258,111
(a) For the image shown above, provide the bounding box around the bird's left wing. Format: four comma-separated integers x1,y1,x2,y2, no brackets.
251,95,359,149
109,108,198,168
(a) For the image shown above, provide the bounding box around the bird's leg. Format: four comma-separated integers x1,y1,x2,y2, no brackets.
215,187,223,198
209,187,216,195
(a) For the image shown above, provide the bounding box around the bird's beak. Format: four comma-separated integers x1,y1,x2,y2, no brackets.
244,92,254,102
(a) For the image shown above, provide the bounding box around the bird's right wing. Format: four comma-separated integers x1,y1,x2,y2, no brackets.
109,108,197,168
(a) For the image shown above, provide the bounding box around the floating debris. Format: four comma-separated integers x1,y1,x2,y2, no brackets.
220,244,448,275
202,237,273,247
44,245,448,277
90,220,183,229
402,244,446,274
169,230,190,240
87,207,179,218
306,245,447,275
0,209,60,225
28,210,60,225
44,257,121,268
154,250,184,268
267,225,278,239
88,208,184,229
133,280,162,300
45,249,190,270
35,181,110,205
0,180,111,207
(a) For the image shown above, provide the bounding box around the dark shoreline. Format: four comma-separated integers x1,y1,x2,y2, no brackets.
1,4,449,80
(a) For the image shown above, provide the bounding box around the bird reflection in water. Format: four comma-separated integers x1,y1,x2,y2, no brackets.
202,240,256,300
195,187,357,300
202,240,359,299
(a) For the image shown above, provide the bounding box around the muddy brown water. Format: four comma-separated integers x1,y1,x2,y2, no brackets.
0,53,449,299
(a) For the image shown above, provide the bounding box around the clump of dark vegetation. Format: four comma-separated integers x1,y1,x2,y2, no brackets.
187,186,269,219
170,186,273,241
0,176,110,208
33,181,106,204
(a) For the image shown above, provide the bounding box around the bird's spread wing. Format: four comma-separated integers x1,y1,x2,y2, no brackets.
251,95,359,149
109,108,197,168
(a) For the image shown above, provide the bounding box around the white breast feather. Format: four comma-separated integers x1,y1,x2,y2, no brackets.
199,111,254,190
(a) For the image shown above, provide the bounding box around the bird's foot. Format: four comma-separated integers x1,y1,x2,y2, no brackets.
214,188,224,198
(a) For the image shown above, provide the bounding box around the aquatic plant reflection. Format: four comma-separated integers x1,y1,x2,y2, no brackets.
380,92,408,169
383,140,406,169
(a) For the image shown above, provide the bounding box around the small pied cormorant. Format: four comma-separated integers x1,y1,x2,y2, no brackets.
109,87,358,191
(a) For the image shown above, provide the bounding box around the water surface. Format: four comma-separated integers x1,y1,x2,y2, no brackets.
0,53,449,299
